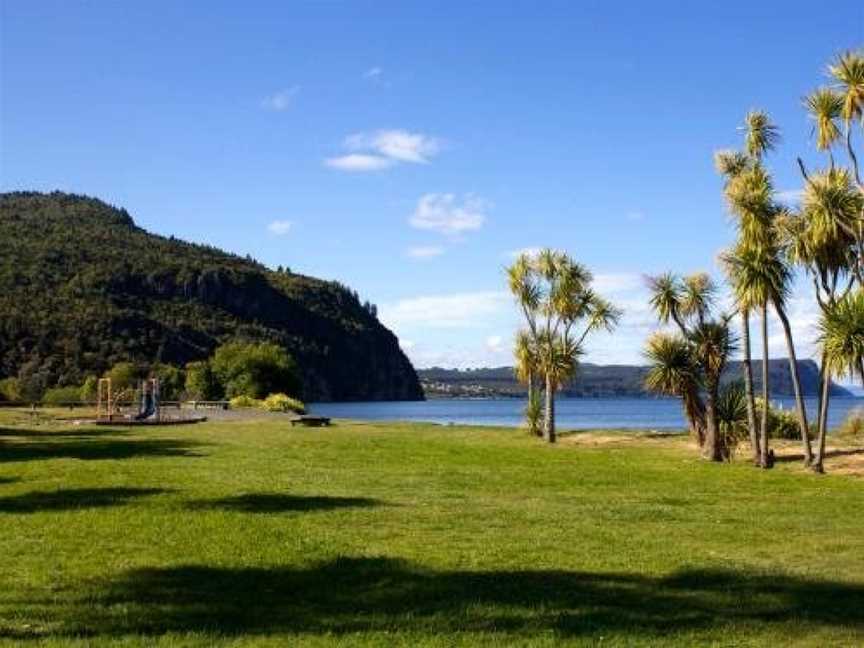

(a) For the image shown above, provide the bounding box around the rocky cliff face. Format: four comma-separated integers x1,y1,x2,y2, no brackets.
0,191,423,402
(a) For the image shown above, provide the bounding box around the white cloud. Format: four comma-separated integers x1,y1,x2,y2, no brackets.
776,189,804,205
379,291,509,330
324,154,394,172
345,130,440,164
262,86,300,111
326,129,441,171
592,273,643,295
399,339,415,350
409,193,489,236
626,210,645,221
486,335,504,351
507,247,543,260
406,245,445,259
267,220,293,236
363,66,382,80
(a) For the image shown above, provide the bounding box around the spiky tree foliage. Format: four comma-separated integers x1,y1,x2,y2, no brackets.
643,332,706,445
644,272,733,459
507,249,619,443
715,381,750,459
513,330,540,436
689,319,738,461
805,88,844,159
829,50,864,187
718,111,814,466
743,110,781,161
820,290,864,382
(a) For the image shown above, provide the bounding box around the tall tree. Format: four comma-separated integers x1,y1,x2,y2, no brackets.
645,273,733,460
507,250,619,443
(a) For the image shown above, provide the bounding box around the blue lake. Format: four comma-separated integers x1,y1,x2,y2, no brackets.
311,397,864,431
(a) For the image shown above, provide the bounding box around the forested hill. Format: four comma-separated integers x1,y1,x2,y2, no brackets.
0,191,423,402
419,360,853,399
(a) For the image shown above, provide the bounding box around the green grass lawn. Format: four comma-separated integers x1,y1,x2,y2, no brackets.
1,410,863,646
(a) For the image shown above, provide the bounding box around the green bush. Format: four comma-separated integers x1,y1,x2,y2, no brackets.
212,342,301,399
106,362,141,393
42,385,84,405
838,408,864,439
152,363,185,400
262,393,306,414
80,376,99,403
185,361,219,400
755,398,802,439
229,395,262,409
0,377,21,402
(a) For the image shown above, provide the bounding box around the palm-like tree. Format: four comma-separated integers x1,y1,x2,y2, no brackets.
507,249,619,443
779,168,863,471
720,111,814,466
805,88,844,165
829,50,864,186
690,319,738,461
820,290,864,383
514,330,541,436
643,332,706,446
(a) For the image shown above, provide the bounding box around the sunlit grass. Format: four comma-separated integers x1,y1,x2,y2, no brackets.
0,411,863,645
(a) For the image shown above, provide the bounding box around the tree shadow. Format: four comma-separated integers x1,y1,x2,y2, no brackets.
0,436,204,463
0,487,168,514
18,557,864,640
0,476,19,485
0,427,131,439
188,493,383,513
774,448,864,464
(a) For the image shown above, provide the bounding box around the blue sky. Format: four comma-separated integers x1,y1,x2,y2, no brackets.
2,1,863,369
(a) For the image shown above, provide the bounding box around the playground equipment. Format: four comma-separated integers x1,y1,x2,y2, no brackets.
91,375,205,426
135,378,160,421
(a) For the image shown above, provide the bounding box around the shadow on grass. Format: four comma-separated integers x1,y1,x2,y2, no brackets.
775,448,864,464
0,427,130,439
0,487,168,513
0,428,204,463
18,557,864,639
0,476,19,485
188,493,382,513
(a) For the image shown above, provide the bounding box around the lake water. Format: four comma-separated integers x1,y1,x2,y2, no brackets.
311,397,864,431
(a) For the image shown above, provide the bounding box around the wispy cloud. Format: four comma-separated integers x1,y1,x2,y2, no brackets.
776,189,804,205
325,129,441,171
324,154,394,172
267,220,293,235
626,210,645,221
409,193,489,236
506,247,543,260
406,245,445,259
379,291,509,330
261,86,300,111
363,66,382,79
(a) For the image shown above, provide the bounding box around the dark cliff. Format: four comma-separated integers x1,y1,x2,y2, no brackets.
0,191,423,402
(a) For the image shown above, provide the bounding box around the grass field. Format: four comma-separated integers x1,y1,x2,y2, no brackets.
1,409,863,646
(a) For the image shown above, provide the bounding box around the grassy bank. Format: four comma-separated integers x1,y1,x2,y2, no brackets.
1,410,863,646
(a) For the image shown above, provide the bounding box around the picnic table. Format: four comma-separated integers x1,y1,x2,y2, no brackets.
290,415,331,427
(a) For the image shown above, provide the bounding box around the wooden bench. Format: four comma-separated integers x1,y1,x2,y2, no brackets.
290,415,331,427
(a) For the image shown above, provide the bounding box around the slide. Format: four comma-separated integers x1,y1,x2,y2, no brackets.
135,391,157,421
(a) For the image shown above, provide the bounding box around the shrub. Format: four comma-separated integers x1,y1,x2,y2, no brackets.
0,377,21,402
755,398,802,440
523,391,542,436
106,362,141,392
229,395,261,409
42,385,84,405
185,361,219,400
211,341,301,399
262,392,306,414
838,408,864,439
152,363,185,400
80,376,99,403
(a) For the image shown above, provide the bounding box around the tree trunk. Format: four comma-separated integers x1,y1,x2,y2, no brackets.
544,373,556,443
527,371,540,437
759,302,771,469
773,299,813,465
703,381,722,462
813,357,831,473
683,393,706,447
740,309,759,465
